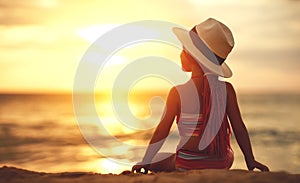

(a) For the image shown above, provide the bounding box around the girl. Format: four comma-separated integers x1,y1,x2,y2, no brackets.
132,18,269,173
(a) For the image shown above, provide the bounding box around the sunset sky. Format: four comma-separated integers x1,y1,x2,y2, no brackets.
1,0,300,93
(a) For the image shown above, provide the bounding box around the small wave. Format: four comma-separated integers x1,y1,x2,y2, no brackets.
244,129,300,146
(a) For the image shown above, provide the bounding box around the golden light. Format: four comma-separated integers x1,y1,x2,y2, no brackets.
98,159,129,174
76,24,119,43
39,0,59,8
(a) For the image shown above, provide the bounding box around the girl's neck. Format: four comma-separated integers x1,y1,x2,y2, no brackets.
191,74,203,79
191,67,204,79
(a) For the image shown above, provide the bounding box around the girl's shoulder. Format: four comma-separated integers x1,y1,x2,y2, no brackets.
224,81,237,99
224,81,234,90
174,80,196,91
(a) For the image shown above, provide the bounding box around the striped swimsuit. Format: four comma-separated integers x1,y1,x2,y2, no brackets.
175,112,233,171
174,74,234,171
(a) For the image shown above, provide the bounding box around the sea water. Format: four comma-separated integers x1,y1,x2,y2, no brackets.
0,93,299,174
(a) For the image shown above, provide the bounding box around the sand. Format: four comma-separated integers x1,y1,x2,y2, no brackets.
0,166,299,183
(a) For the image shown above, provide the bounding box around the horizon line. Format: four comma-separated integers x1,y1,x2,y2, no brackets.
0,89,300,95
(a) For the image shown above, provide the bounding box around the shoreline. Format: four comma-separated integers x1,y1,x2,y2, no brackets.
1,166,299,183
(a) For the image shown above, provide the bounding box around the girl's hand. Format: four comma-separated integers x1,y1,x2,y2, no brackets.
246,159,270,172
131,163,150,174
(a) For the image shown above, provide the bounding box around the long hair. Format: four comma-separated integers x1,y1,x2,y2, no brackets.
183,53,231,157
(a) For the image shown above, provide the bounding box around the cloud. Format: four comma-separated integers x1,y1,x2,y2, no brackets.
0,0,58,25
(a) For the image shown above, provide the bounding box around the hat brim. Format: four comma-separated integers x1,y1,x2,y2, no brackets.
172,27,232,78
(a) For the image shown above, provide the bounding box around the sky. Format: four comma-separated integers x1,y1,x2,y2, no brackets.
0,0,300,93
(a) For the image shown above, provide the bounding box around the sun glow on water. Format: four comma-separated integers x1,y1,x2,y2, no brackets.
98,159,130,174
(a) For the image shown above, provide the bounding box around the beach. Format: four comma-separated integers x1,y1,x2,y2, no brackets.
1,166,299,183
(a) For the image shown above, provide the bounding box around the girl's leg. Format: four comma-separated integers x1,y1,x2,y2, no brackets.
149,152,176,172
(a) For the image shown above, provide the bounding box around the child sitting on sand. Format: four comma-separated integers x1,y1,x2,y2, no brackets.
132,18,269,173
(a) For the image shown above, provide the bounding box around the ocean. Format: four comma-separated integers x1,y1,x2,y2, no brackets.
0,93,299,174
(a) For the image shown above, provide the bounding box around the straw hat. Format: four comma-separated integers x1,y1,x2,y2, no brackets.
173,18,234,78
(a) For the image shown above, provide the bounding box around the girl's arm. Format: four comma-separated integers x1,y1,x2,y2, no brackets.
132,87,179,173
226,82,269,172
